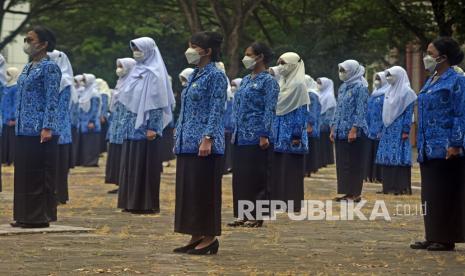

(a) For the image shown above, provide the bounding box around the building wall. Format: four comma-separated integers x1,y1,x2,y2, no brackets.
0,2,30,71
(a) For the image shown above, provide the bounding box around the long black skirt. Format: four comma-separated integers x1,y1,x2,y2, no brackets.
421,157,465,243
70,127,79,167
159,127,175,162
232,145,271,219
100,121,108,153
364,139,383,182
2,125,15,165
79,132,100,167
13,135,58,223
270,152,305,212
320,130,334,167
175,154,223,236
55,144,71,204
105,143,122,185
305,137,320,175
335,134,367,196
117,139,161,211
381,165,411,194
0,136,2,192
223,132,233,173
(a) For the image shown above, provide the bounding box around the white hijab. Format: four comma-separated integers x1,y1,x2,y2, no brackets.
317,77,336,114
276,52,310,116
304,74,319,98
338,59,368,87
73,74,84,104
0,54,6,86
96,78,111,98
371,72,389,98
6,67,20,87
382,66,417,127
179,68,194,84
79,73,100,113
111,58,137,112
119,37,175,129
231,78,242,88
47,50,74,93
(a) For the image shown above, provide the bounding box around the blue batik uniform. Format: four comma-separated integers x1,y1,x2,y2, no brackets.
376,103,414,166
272,105,309,154
417,68,465,162
232,72,279,145
2,84,17,128
79,97,101,133
120,105,163,141
56,86,72,145
366,94,385,140
307,92,321,138
320,107,335,133
107,102,127,144
100,94,110,121
175,62,227,155
16,57,61,136
224,99,234,134
331,82,369,139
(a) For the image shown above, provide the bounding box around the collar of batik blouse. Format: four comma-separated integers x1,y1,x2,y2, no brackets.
30,55,51,68
193,62,216,80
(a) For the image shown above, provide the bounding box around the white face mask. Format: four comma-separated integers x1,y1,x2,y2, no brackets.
373,80,381,89
385,75,395,85
6,74,12,82
423,55,443,73
338,71,348,81
185,47,202,65
242,56,256,70
277,63,294,77
231,86,237,93
317,84,322,91
181,81,187,87
133,50,145,61
23,42,40,56
116,67,126,77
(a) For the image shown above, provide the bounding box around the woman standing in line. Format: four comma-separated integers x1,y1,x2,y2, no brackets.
96,78,111,154
78,73,101,167
269,52,310,213
304,75,321,176
11,26,61,228
317,77,336,169
411,37,465,251
173,31,227,255
375,66,416,195
1,67,19,166
117,37,174,214
330,59,369,202
228,42,279,228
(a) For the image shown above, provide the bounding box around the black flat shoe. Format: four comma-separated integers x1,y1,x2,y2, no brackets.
187,239,219,255
427,242,455,251
21,223,50,229
410,241,432,249
129,210,159,215
173,238,204,253
334,195,348,202
243,220,263,228
107,189,118,194
227,219,246,227
10,222,25,228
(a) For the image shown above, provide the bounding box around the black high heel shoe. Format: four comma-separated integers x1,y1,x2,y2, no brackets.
173,238,203,253
186,239,219,255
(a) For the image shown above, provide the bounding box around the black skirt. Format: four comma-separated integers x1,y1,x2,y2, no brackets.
70,126,79,167
421,157,465,243
269,152,305,212
0,136,2,192
305,137,320,175
175,154,223,236
159,127,175,162
335,134,367,196
381,165,411,194
105,143,122,185
79,132,100,167
232,145,271,219
55,144,71,204
13,135,58,223
100,121,109,153
223,132,233,173
117,139,161,211
320,130,334,167
364,139,383,182
2,125,15,165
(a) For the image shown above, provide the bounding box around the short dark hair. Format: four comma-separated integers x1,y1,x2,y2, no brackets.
190,31,223,62
249,42,273,65
31,25,56,52
432,37,464,66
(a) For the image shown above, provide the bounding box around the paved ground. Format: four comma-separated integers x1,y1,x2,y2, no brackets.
1,154,465,275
